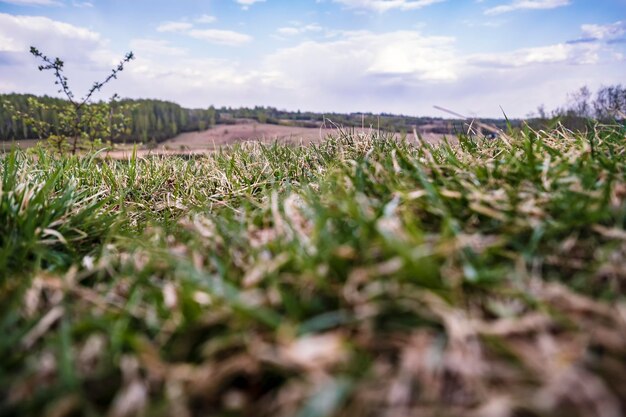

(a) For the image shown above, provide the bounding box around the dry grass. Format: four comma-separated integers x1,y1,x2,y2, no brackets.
1,124,625,417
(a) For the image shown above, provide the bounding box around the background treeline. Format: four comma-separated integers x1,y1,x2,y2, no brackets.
530,84,626,131
0,94,514,144
2,85,623,144
124,99,217,143
0,94,217,143
217,106,511,134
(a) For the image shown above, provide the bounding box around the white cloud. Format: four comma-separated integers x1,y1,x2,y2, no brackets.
157,21,194,33
0,0,62,5
116,54,273,111
365,32,458,81
129,39,187,57
485,0,570,15
463,19,504,28
0,13,101,54
157,15,217,34
235,0,265,10
1,13,625,118
581,21,625,41
276,24,323,36
277,27,300,36
468,43,601,67
263,30,459,96
188,29,252,45
256,30,621,116
156,18,250,46
195,14,217,24
0,13,123,100
333,0,445,12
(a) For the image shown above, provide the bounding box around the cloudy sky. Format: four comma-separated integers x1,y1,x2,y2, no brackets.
0,0,624,117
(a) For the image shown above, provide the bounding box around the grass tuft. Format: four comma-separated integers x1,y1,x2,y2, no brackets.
1,124,626,417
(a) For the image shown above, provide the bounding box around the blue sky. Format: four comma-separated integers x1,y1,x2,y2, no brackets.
0,0,625,117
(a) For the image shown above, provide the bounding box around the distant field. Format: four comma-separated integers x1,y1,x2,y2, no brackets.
109,122,446,158
164,122,329,149
162,122,446,149
1,122,447,158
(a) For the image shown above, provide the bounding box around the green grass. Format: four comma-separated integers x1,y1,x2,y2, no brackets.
1,124,625,417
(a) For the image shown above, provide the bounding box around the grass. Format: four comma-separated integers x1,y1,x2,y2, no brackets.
1,124,625,417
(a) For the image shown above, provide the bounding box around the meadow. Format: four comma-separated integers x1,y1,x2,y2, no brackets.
1,124,625,417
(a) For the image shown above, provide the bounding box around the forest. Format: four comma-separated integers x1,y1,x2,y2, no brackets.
0,94,217,144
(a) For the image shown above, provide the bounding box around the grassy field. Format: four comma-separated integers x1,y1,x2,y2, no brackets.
1,125,625,417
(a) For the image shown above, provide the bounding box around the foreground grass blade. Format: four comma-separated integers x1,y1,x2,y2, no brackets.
1,123,625,417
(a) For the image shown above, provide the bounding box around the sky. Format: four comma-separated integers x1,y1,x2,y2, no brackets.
0,0,625,118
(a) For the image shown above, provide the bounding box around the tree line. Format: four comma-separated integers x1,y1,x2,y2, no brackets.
532,84,626,131
1,96,479,143
4,85,622,145
0,94,217,143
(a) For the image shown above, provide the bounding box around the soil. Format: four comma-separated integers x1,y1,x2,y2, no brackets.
2,122,447,159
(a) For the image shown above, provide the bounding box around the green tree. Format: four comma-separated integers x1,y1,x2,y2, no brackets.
15,47,135,154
